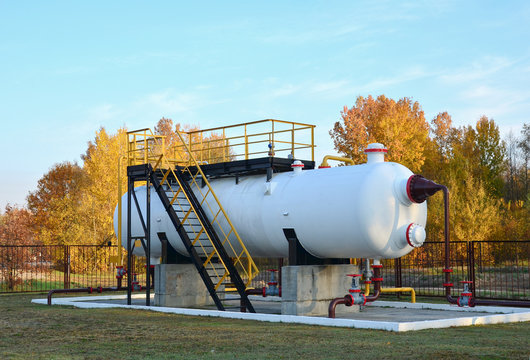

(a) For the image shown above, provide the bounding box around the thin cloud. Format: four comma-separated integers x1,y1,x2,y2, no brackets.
353,67,434,93
439,56,515,84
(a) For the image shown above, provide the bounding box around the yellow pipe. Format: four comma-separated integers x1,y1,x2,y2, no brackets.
380,287,416,303
364,282,370,296
319,155,354,168
117,155,125,266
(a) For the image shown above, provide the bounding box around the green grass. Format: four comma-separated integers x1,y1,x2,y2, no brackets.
1,294,529,359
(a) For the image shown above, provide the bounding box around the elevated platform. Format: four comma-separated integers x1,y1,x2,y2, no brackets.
190,157,315,178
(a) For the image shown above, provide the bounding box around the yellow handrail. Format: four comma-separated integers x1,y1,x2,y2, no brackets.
171,119,316,164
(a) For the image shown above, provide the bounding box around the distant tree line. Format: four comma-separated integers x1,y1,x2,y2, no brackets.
1,103,528,256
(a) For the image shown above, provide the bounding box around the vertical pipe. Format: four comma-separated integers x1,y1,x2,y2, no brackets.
117,156,124,266
442,186,454,302
127,176,133,305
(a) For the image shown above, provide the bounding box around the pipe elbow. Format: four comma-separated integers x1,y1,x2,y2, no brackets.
319,155,354,168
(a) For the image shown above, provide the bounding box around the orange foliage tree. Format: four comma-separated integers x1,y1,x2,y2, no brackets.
330,95,429,172
0,205,37,289
27,162,86,245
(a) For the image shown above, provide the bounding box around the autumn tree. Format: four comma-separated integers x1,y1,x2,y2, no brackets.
330,95,429,172
154,117,231,163
0,205,36,289
332,103,508,243
81,127,127,246
27,162,86,245
475,116,506,197
422,112,459,180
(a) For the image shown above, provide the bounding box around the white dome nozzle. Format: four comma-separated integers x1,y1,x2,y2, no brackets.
364,143,387,164
291,160,304,175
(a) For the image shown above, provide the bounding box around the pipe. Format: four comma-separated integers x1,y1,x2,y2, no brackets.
117,155,125,266
380,287,416,303
440,185,530,308
364,282,370,296
440,186,459,305
241,287,283,312
365,264,381,302
328,295,353,318
47,286,130,306
319,155,354,168
245,288,266,296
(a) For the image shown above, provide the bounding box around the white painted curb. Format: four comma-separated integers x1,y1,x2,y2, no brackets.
32,296,530,332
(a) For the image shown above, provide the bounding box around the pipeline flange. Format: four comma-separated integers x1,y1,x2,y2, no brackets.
457,281,474,307
346,274,367,305
263,269,280,297
116,266,126,279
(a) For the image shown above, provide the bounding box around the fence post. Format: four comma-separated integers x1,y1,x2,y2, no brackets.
394,258,402,298
469,241,476,297
63,245,71,289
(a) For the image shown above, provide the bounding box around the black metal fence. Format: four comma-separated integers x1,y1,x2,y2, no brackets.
381,241,529,300
0,245,146,293
1,241,528,301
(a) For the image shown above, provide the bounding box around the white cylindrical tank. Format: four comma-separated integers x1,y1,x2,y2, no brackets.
114,143,427,260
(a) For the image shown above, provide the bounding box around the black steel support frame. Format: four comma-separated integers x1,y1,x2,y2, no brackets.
126,167,151,306
284,228,348,265
127,163,255,312
157,232,191,264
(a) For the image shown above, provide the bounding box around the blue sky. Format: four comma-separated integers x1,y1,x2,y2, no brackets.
1,1,529,210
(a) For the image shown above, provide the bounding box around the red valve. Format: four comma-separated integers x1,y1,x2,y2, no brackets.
347,274,362,277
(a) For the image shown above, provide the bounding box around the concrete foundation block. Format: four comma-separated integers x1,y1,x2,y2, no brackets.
154,264,216,308
281,264,360,316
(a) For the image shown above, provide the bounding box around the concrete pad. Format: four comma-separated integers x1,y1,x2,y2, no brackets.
32,295,530,332
155,264,216,307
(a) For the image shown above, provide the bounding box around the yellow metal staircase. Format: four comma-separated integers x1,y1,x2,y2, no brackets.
126,128,259,311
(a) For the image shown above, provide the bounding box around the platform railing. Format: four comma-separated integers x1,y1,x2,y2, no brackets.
176,119,316,164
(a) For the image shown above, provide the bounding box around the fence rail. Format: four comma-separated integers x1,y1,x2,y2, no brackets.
1,241,528,301
0,245,145,293
381,241,529,300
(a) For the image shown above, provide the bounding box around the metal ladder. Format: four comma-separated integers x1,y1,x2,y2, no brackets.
149,166,255,312
126,128,259,312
